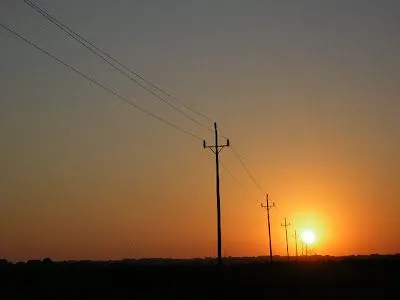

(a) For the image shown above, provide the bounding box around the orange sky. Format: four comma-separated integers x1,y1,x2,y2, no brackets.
0,0,399,261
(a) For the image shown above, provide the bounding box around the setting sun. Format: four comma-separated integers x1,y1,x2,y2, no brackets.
301,230,316,245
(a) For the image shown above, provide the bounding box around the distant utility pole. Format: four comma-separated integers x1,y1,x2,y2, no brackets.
261,193,275,263
294,229,298,260
281,217,291,260
203,122,229,266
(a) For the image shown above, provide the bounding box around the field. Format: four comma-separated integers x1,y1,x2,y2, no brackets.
1,256,398,299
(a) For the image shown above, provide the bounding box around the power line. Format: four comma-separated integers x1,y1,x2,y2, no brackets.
205,150,260,204
230,146,266,195
0,22,203,141
23,0,214,133
23,0,272,205
219,160,261,205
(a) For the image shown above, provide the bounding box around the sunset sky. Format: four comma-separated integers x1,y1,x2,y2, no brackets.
1,0,399,261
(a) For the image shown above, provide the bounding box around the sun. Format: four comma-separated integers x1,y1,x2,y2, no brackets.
301,230,316,245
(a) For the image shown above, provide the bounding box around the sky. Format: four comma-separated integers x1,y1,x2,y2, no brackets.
0,0,399,261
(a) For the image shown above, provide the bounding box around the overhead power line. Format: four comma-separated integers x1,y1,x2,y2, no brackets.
23,0,214,133
22,1,271,204
204,150,260,204
230,146,266,195
219,160,261,205
0,22,202,141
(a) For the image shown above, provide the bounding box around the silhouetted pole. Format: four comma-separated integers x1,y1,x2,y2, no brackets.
281,217,291,260
261,193,275,263
203,122,229,266
294,229,298,260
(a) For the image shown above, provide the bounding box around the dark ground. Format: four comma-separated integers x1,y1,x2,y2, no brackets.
1,256,399,299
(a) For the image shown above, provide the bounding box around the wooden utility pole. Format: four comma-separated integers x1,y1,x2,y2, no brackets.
294,229,298,260
203,122,229,265
261,193,275,263
281,217,291,260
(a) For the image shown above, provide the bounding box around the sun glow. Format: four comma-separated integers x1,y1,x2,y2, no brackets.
301,230,316,245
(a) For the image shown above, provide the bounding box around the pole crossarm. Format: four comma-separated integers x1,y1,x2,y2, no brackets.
203,140,229,153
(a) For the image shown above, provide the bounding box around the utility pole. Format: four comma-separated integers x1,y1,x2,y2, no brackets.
281,217,291,260
294,229,298,260
261,193,275,263
203,122,229,266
